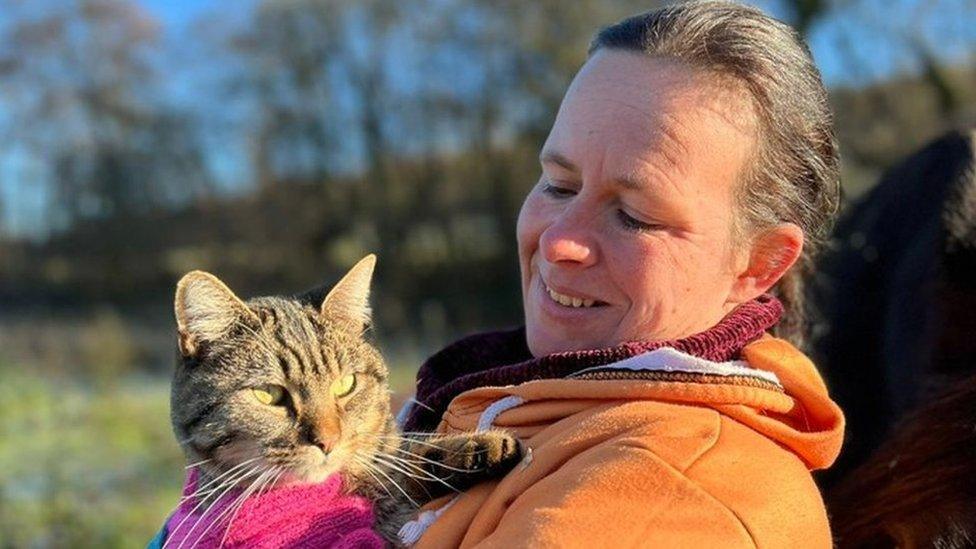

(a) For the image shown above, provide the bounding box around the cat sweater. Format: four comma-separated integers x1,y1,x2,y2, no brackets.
399,295,845,548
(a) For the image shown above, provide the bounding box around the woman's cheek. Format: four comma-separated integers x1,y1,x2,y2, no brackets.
516,195,538,254
623,237,681,306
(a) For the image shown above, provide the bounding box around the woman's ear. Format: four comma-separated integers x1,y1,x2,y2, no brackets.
728,223,804,304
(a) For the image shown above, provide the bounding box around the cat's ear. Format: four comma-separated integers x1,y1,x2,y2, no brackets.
174,271,255,357
320,254,376,333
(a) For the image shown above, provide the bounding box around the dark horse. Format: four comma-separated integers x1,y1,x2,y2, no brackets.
812,128,976,546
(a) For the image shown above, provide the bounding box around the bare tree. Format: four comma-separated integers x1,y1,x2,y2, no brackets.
0,0,212,227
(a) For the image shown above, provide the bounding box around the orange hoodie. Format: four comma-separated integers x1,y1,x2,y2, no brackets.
404,337,844,548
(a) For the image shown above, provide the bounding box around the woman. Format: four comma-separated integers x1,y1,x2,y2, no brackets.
397,2,844,547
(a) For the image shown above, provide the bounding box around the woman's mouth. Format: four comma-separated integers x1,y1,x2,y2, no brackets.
544,284,605,308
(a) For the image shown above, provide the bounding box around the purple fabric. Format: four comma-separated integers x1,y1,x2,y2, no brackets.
403,294,784,432
164,468,384,549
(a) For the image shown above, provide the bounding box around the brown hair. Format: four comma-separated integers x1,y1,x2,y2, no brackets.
589,0,840,348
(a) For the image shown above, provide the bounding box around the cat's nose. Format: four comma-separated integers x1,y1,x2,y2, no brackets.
312,432,339,454
312,416,341,453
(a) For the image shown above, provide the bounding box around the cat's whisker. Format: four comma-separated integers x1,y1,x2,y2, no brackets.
361,432,486,471
221,464,285,545
191,458,259,491
185,458,212,470
172,464,263,549
255,467,284,501
355,455,419,505
248,467,280,506
171,465,261,549
267,466,282,482
213,466,278,549
380,434,456,450
369,454,437,496
371,434,438,444
361,458,422,509
181,464,265,549
380,431,444,438
369,433,455,453
203,483,257,549
372,452,437,477
180,458,260,503
390,446,489,473
353,456,399,503
372,452,462,493
405,398,436,413
215,468,273,539
166,461,262,547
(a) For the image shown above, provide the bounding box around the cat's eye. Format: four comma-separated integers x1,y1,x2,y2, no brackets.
330,374,357,398
252,384,286,406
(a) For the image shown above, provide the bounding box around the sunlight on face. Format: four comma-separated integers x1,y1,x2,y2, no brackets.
517,50,760,357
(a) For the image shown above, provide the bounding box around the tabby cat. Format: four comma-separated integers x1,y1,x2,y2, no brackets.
168,255,521,545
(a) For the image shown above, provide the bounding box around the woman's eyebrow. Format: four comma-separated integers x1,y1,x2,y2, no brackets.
613,174,647,190
539,150,579,173
541,149,661,191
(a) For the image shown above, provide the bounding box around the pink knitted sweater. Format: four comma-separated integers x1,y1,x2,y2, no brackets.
162,468,385,548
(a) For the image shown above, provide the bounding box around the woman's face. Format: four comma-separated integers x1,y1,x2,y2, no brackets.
518,50,764,357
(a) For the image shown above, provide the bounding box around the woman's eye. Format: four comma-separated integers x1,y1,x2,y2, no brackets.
542,181,577,198
330,373,357,398
252,384,286,406
617,209,663,232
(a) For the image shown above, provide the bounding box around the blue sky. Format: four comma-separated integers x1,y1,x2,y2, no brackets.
138,0,220,24
133,0,975,87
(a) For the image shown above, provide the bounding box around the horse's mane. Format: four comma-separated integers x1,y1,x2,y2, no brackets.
828,372,976,548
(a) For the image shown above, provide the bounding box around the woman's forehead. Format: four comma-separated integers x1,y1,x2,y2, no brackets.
543,50,757,192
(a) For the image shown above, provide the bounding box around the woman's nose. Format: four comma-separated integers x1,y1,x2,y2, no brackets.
539,214,598,267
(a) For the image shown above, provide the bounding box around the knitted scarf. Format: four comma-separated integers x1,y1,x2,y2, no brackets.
160,468,384,549
403,294,783,432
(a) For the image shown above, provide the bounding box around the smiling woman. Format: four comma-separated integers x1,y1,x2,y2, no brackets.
398,1,845,547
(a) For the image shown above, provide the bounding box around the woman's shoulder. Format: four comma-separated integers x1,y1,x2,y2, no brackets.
682,414,832,547
574,403,830,547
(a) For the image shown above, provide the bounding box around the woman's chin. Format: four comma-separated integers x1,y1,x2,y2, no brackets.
526,292,613,357
525,324,601,357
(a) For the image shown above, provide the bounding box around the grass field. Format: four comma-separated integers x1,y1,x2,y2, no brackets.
0,369,183,547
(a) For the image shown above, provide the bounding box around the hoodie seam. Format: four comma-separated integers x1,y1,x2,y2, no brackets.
677,409,723,474
616,439,758,548
678,423,761,548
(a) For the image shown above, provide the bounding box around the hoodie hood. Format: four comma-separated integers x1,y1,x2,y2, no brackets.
401,333,844,548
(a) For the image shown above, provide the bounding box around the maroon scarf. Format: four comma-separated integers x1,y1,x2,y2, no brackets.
403,294,783,432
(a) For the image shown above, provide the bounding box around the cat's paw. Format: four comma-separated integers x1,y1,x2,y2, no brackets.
416,431,522,484
454,431,522,473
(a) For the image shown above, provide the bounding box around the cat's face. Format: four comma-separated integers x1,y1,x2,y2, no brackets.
170,255,394,486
